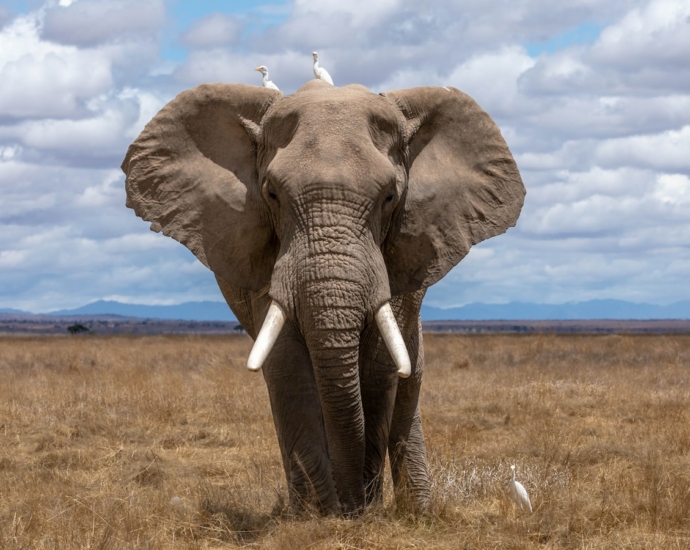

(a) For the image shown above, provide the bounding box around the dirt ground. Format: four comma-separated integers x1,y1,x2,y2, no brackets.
1,333,689,548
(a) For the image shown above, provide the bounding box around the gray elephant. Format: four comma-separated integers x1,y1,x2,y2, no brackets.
121,80,525,515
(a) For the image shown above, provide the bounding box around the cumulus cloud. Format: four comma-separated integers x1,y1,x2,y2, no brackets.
293,0,398,25
181,13,241,49
41,0,165,47
590,0,690,70
594,125,690,171
0,87,166,169
519,165,690,250
446,47,536,118
0,13,113,119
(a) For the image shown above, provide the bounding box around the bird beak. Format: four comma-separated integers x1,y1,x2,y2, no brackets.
254,67,261,71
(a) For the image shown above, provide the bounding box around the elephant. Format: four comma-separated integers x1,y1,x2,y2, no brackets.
121,79,525,515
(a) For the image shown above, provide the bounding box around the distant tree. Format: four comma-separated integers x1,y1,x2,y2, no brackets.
67,323,90,335
233,324,245,333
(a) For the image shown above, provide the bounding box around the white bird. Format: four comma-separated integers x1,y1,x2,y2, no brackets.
254,66,280,91
509,465,532,514
312,52,334,85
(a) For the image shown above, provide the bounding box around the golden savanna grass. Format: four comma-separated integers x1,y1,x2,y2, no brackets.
1,333,690,548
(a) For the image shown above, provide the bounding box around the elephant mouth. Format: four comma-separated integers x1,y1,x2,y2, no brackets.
247,300,411,378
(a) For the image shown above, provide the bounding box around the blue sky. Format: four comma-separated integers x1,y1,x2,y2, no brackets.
1,0,689,312
525,22,602,56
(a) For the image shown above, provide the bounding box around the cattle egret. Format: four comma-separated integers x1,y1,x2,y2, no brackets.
509,465,532,514
312,52,334,85
254,66,280,91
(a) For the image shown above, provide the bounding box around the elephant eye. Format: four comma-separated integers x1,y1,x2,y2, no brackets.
265,181,278,202
385,193,394,202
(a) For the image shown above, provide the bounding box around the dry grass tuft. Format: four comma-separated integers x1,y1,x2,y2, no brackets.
1,333,690,548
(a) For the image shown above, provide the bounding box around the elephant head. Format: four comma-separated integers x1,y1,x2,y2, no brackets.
122,80,525,513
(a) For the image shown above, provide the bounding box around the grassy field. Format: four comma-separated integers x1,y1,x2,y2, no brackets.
1,333,690,549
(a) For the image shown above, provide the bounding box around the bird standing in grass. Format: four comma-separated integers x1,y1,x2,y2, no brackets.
312,52,334,85
509,464,532,513
254,66,280,91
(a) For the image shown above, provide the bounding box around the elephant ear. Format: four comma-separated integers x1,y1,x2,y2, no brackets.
122,83,280,291
381,86,525,295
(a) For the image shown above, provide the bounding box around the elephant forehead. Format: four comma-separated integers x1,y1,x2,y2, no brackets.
268,87,401,142
267,133,397,194
264,89,400,188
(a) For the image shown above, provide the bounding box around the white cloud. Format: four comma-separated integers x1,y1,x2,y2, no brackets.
293,0,399,27
0,249,28,268
521,166,690,237
0,87,164,167
100,232,178,253
0,12,113,118
15,109,128,152
41,0,165,46
518,94,690,143
174,49,253,86
117,87,168,138
0,145,20,160
518,48,598,95
447,47,535,117
594,125,690,171
591,0,690,69
75,169,123,207
653,174,690,206
181,13,241,49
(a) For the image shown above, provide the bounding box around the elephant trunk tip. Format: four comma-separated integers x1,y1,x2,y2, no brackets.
247,301,286,371
375,302,412,378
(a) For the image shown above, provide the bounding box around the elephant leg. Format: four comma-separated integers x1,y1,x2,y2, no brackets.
262,321,339,514
359,325,398,506
360,290,428,508
389,401,431,512
388,302,431,512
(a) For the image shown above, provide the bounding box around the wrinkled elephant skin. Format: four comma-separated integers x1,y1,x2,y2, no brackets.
121,80,525,515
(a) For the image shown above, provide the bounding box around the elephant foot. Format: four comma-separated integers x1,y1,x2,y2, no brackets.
363,463,387,507
389,412,432,515
389,446,432,514
287,451,340,515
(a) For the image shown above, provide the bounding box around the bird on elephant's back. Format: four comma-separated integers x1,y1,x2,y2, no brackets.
121,78,525,516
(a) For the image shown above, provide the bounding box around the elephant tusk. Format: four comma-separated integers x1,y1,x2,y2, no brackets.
247,301,286,372
375,303,412,378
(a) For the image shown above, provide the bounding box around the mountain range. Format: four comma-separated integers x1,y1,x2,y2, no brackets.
421,300,690,320
2,299,690,321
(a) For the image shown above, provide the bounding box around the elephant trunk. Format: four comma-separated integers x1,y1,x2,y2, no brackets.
300,278,368,514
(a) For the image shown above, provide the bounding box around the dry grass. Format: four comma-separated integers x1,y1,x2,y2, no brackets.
1,333,690,548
